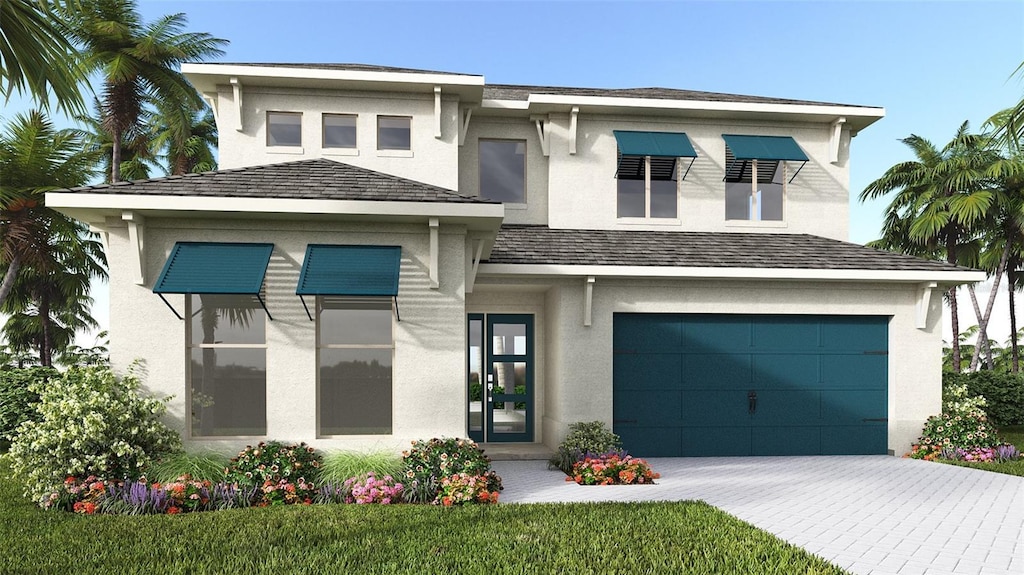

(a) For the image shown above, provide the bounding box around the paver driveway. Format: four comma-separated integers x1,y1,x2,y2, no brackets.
491,456,1024,575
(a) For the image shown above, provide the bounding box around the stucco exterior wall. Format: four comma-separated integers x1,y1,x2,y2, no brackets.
542,112,851,240
105,216,469,454
478,277,941,455
215,86,462,190
459,117,549,225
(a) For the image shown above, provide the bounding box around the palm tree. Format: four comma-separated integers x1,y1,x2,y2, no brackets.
990,61,1024,149
61,0,227,182
152,101,218,175
0,111,100,308
0,0,88,115
861,123,1000,372
74,99,158,183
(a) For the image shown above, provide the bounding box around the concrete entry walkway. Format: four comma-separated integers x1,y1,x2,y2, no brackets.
491,456,1024,575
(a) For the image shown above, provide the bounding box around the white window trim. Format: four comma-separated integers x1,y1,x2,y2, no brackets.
266,111,302,148
617,155,680,220
322,113,358,150
376,115,412,151
185,295,268,440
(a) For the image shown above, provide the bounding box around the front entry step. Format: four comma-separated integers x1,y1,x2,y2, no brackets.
480,443,553,461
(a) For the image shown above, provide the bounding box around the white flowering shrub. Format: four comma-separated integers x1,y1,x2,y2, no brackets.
9,365,181,504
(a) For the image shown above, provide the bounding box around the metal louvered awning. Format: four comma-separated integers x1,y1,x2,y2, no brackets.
296,244,402,321
722,135,808,183
152,242,275,320
614,131,698,181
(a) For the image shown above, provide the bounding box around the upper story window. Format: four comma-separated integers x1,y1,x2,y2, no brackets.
323,114,357,148
377,116,411,150
479,139,526,203
267,111,302,147
722,135,808,222
613,131,697,220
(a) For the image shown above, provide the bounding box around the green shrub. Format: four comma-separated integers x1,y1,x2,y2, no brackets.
145,451,230,484
401,437,501,503
944,371,1024,427
8,365,181,504
319,450,403,483
0,368,57,451
225,441,322,487
549,420,622,474
909,382,1000,460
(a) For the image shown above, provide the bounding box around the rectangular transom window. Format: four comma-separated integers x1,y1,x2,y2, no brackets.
318,297,394,435
188,294,267,437
377,116,411,150
267,111,302,147
323,114,357,148
479,139,526,203
617,156,678,219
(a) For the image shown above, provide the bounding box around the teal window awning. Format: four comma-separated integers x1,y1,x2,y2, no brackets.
296,245,402,321
613,131,697,181
722,135,808,183
153,242,275,320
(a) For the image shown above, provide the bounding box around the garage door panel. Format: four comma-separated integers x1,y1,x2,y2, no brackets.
682,317,751,351
614,390,682,427
614,314,680,352
682,426,751,456
682,353,751,388
821,425,887,455
752,318,820,350
822,355,887,389
755,390,821,424
613,354,681,391
821,389,887,424
820,317,888,351
618,427,681,457
753,427,821,455
752,354,819,389
681,390,752,426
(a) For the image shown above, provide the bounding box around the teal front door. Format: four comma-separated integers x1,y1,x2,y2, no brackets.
467,314,534,443
613,314,889,457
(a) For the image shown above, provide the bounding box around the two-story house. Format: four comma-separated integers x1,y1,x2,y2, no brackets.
47,63,983,458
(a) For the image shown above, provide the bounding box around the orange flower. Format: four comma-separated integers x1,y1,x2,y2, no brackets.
166,506,181,515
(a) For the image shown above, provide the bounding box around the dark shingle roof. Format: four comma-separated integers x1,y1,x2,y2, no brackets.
486,225,965,272
216,62,481,76
61,158,494,204
482,84,871,109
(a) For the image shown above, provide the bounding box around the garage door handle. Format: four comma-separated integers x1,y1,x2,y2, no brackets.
748,390,757,415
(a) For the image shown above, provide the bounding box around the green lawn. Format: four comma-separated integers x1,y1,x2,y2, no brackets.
0,460,845,575
942,426,1024,477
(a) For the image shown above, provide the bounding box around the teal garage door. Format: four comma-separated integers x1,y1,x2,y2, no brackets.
612,314,888,457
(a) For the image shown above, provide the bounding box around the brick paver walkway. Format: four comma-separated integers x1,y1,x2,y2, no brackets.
491,456,1024,575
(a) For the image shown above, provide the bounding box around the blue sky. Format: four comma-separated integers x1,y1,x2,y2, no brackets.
6,0,1024,343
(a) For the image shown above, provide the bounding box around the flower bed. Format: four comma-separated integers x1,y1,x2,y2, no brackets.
567,452,660,485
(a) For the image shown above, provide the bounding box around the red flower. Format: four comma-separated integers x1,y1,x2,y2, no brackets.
166,506,181,515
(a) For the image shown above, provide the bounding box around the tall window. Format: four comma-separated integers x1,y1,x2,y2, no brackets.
617,155,678,218
479,139,526,203
188,294,267,437
725,150,786,221
377,116,411,150
318,297,394,435
267,111,302,147
323,114,357,148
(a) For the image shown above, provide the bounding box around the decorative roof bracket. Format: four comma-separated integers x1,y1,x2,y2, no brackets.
434,86,443,139
583,275,595,327
458,107,473,146
916,281,938,330
533,115,550,156
429,218,440,289
229,77,243,132
829,117,847,165
121,211,145,285
569,106,579,155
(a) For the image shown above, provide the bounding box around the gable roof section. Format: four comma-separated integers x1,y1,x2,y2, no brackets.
485,225,971,274
59,158,495,204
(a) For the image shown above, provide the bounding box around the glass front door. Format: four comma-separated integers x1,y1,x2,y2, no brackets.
467,314,534,443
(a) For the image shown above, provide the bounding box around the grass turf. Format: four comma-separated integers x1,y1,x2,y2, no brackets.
0,459,844,575
942,425,1024,477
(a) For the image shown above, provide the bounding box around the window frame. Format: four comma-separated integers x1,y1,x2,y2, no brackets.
478,138,528,204
725,157,788,222
376,115,412,151
616,155,680,219
185,293,268,439
266,111,303,147
322,113,358,149
316,296,396,437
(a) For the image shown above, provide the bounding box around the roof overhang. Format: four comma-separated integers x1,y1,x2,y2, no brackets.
480,95,884,132
182,63,486,101
45,192,505,232
476,263,984,285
